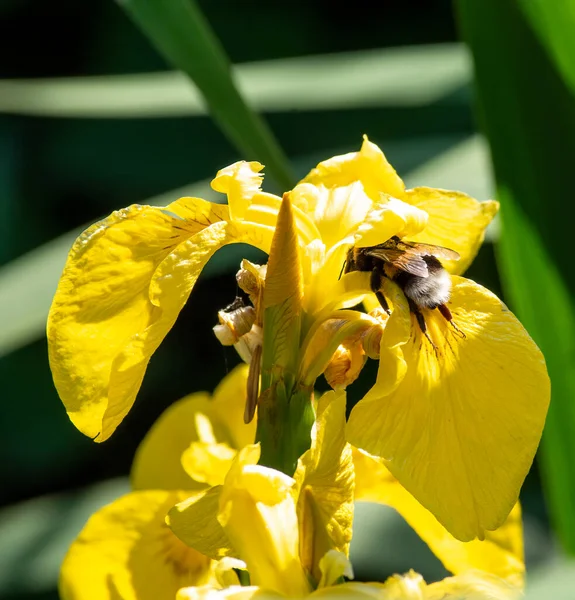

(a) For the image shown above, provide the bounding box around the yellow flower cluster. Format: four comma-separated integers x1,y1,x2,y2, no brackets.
48,138,550,599
60,366,523,600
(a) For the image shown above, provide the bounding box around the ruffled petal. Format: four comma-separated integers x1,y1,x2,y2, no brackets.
404,187,499,274
294,391,355,581
353,195,428,248
210,161,265,221
353,449,524,587
59,491,213,600
347,276,550,541
47,198,225,441
48,195,269,441
302,136,405,201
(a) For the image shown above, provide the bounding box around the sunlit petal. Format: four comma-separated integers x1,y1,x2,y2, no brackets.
353,449,524,587
59,491,213,600
347,277,550,541
354,195,428,249
302,136,405,201
404,187,499,274
290,182,373,249
47,197,246,441
210,161,266,221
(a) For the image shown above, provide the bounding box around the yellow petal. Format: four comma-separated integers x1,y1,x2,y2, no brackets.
182,437,236,487
218,446,311,597
131,391,211,491
354,195,428,249
177,586,264,600
294,391,355,582
311,572,425,599
131,364,251,490
207,363,255,452
168,486,233,560
302,136,405,201
210,161,265,221
347,276,550,541
47,198,229,441
404,187,499,274
425,571,520,600
48,192,270,442
290,182,374,249
214,557,248,588
353,449,524,587
317,550,354,588
59,490,213,600
378,571,426,600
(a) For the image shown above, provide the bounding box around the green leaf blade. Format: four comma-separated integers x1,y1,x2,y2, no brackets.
457,0,575,553
118,0,294,189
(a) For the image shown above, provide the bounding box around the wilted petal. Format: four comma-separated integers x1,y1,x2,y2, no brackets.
404,187,499,274
347,277,550,541
353,449,524,588
59,491,213,600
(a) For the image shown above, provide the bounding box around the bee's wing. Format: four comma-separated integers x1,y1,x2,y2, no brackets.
366,247,430,278
397,240,460,261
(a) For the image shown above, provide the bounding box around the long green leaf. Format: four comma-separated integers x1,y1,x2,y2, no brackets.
517,0,575,97
457,0,575,553
0,45,470,117
117,0,293,189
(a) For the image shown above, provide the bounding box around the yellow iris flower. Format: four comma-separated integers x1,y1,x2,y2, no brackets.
59,365,251,600
168,390,523,599
59,366,523,600
48,137,550,543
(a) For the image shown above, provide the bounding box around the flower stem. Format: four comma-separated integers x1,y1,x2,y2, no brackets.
256,380,315,476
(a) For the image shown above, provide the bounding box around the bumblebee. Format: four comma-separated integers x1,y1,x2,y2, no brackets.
344,236,460,336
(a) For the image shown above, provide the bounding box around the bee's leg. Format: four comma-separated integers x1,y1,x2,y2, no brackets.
370,268,391,314
437,303,466,339
408,299,437,350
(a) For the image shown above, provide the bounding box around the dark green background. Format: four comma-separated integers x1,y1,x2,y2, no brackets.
0,1,557,598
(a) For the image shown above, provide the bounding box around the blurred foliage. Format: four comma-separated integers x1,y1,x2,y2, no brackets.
457,0,575,556
1,0,573,597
